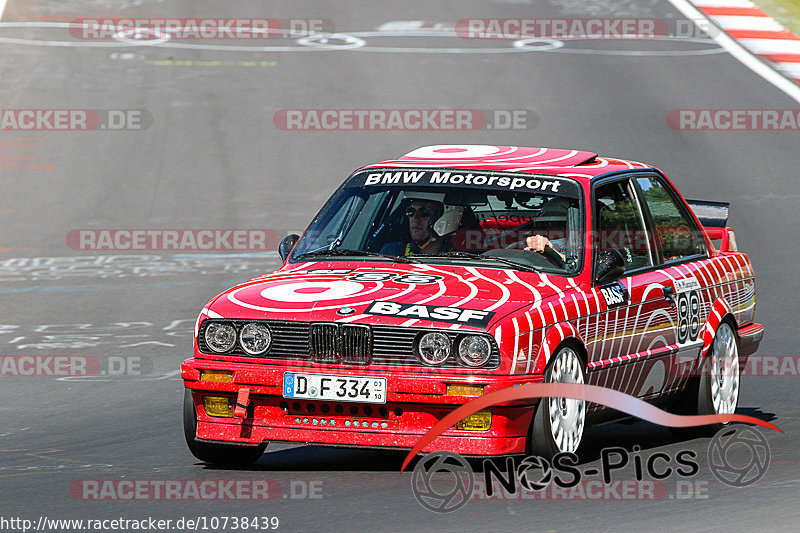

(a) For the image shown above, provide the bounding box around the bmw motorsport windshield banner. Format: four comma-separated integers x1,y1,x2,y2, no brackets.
347,169,581,198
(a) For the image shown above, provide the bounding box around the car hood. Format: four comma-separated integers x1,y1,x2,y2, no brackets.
205,262,574,331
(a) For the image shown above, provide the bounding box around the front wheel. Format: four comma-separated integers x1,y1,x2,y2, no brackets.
183,389,267,466
528,345,586,459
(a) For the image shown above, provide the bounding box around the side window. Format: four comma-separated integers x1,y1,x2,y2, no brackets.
635,177,707,263
593,180,652,275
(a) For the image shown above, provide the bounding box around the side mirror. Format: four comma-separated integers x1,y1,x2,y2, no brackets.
278,234,300,262
595,249,626,284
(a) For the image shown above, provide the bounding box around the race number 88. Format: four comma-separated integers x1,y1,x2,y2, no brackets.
677,290,700,343
347,272,442,284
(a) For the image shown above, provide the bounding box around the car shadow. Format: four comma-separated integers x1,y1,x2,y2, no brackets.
197,405,778,471
199,445,410,472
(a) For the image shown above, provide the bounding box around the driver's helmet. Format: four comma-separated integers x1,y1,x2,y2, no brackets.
433,205,465,237
404,198,464,238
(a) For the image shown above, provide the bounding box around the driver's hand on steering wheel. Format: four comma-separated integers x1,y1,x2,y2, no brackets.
525,235,566,261
524,234,552,252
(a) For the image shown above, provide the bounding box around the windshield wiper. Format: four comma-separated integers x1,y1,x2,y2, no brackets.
420,251,541,272
293,249,419,263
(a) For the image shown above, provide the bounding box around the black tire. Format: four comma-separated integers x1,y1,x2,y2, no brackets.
183,389,267,466
670,320,740,438
528,345,586,460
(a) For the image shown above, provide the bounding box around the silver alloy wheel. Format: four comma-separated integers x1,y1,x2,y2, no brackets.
547,347,585,453
710,322,739,415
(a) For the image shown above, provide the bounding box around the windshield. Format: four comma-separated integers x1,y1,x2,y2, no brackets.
291,169,583,274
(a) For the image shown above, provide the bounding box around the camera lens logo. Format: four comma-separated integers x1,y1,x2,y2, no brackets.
708,426,770,487
516,456,553,491
411,451,473,512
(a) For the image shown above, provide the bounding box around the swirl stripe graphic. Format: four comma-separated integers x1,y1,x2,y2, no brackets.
400,382,781,471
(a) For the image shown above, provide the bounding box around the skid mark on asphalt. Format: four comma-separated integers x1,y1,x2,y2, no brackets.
0,461,115,479
0,427,28,437
0,280,214,293
57,369,180,381
0,253,279,282
6,0,166,23
0,318,193,352
0,136,53,173
143,58,278,67
0,21,725,57
0,448,114,479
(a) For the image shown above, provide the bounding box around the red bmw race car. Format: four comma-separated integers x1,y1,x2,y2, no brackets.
181,145,763,465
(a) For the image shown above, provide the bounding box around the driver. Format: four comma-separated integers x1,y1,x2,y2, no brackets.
381,199,452,256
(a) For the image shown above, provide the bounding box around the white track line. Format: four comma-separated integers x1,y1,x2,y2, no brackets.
693,0,757,6
777,62,800,77
666,0,800,104
740,38,800,54
711,16,783,32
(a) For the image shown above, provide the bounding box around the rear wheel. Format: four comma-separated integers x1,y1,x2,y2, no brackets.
528,345,586,459
706,321,740,417
672,320,740,437
183,389,267,466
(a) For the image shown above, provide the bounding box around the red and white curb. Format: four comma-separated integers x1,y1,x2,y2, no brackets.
690,0,800,85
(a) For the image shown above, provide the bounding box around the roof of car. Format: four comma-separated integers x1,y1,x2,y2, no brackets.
363,145,652,180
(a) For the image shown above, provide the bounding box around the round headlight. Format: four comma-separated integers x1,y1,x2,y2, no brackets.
204,322,236,353
417,332,451,365
458,335,492,367
239,322,272,355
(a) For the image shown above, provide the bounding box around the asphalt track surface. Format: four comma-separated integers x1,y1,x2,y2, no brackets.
0,0,798,531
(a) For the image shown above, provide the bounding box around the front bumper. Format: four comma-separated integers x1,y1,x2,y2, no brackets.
182,358,541,456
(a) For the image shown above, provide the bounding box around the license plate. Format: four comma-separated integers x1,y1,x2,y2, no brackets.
283,373,387,404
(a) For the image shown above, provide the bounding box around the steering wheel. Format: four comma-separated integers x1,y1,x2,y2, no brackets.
500,239,564,268
482,246,566,269
541,246,566,268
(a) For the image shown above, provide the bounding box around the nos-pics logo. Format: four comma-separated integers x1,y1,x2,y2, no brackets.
411,425,770,512
411,451,474,512
707,425,770,487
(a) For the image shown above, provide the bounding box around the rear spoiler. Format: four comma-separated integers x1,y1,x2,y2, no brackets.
686,199,730,228
687,199,737,252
